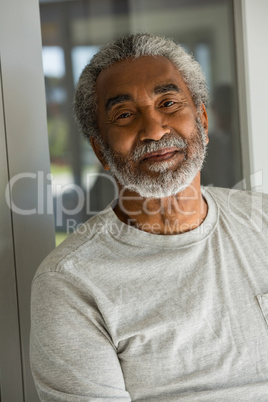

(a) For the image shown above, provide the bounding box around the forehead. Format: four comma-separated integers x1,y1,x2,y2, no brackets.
95,56,193,107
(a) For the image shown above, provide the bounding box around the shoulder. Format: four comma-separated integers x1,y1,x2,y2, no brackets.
33,206,114,281
203,186,268,232
204,186,268,210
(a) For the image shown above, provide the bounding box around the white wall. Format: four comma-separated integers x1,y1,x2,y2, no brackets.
0,0,55,400
235,0,268,193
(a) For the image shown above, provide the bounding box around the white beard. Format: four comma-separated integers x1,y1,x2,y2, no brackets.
100,118,207,199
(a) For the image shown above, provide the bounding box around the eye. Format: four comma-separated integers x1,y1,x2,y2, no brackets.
117,112,132,120
162,100,175,108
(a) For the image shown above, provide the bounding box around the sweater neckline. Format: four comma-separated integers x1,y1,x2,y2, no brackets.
98,187,219,249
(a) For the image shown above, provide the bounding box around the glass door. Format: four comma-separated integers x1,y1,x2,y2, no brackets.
39,0,242,243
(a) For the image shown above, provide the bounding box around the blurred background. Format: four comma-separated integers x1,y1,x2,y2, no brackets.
39,0,242,244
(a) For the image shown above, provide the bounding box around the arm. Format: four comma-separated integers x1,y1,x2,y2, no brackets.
30,271,131,401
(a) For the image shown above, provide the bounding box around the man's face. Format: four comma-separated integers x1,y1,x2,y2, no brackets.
94,56,208,198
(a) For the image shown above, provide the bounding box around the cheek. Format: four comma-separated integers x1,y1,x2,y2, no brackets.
170,109,197,136
105,127,137,155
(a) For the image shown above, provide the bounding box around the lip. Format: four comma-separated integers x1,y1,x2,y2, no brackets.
141,147,184,163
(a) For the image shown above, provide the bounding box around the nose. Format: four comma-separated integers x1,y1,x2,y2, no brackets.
138,109,170,141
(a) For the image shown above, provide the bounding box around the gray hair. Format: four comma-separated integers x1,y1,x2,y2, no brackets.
74,33,209,142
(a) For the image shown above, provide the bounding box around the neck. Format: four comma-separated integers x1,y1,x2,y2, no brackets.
113,175,207,235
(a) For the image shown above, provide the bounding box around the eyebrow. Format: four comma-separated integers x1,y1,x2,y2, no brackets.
104,84,181,112
105,94,133,112
153,83,181,95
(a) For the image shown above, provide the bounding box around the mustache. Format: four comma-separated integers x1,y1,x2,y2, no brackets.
132,133,187,161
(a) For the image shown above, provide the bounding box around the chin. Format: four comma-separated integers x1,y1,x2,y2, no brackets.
125,181,190,199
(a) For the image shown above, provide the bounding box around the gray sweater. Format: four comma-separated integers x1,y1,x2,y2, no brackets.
30,187,268,401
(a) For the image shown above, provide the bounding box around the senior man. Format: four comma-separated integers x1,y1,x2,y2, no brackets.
31,34,268,401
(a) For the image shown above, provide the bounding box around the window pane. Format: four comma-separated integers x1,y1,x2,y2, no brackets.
39,0,241,243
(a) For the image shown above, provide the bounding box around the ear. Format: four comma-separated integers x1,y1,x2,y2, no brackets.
199,103,209,144
90,137,110,171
